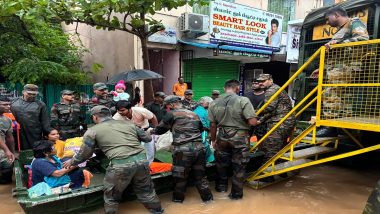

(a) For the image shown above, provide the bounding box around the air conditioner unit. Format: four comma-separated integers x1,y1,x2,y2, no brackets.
180,13,209,37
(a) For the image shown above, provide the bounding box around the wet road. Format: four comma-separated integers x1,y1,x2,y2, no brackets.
3,164,378,214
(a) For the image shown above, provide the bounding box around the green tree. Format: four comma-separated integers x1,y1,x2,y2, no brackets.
1,0,208,99
0,16,92,84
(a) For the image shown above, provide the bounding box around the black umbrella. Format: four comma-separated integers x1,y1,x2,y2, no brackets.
107,69,164,84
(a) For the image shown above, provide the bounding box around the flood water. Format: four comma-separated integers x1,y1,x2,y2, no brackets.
2,164,379,214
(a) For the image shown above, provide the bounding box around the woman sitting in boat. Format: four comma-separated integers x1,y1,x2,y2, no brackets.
46,128,66,159
31,140,84,189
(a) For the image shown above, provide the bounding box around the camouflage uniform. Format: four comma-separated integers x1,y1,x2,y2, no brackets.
88,95,114,110
70,108,162,214
0,115,13,183
87,95,114,123
363,179,380,214
51,102,83,140
208,93,256,198
154,103,213,203
323,17,369,118
87,83,115,121
259,83,296,164
181,99,198,111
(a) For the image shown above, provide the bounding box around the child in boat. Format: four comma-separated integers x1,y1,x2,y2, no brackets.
31,140,84,188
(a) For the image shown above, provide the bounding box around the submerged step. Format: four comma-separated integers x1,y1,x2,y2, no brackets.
264,159,312,173
283,146,335,159
247,170,300,189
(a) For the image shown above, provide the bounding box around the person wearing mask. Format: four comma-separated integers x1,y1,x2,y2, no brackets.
51,90,84,140
208,79,257,200
11,84,50,150
153,96,213,203
0,95,16,184
172,77,188,97
63,106,163,214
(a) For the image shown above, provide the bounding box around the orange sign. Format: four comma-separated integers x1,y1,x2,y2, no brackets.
312,8,368,41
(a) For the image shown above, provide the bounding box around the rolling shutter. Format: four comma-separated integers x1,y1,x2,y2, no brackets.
184,58,240,100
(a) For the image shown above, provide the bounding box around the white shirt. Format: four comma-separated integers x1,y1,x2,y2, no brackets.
113,107,154,129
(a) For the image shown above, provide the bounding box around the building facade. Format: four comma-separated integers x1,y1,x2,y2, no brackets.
65,0,348,101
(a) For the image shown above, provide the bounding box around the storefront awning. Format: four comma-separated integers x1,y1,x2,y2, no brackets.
178,39,273,55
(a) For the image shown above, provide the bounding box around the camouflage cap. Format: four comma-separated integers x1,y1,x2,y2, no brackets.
212,90,220,95
93,82,108,90
184,89,193,95
163,95,182,104
61,89,74,96
90,105,111,116
256,74,272,81
23,84,39,95
154,91,166,98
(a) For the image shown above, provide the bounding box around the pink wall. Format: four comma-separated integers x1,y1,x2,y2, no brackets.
162,50,180,95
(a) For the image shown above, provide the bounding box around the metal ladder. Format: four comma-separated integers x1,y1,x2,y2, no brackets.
246,39,380,189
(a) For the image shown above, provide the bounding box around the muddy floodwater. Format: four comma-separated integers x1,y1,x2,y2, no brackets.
2,164,379,214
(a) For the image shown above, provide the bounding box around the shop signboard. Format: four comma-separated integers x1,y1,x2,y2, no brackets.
209,0,283,52
148,26,177,44
286,21,302,63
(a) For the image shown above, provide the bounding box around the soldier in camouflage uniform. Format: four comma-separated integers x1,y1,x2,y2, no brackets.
363,179,380,214
153,95,213,203
88,83,114,115
181,89,198,111
311,6,369,137
0,96,16,184
208,79,258,200
257,74,296,177
51,90,84,140
63,106,163,214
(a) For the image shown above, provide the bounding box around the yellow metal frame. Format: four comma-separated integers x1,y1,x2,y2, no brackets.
315,46,325,121
248,144,380,182
250,87,318,152
317,120,380,132
255,48,322,116
247,39,380,187
247,124,316,182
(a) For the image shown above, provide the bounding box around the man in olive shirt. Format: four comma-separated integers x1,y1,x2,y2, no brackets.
63,106,162,214
208,79,258,200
